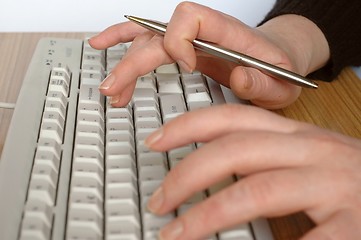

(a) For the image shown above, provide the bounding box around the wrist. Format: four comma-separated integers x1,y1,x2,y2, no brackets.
257,14,330,76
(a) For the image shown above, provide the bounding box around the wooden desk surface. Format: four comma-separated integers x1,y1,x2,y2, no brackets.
1,33,361,240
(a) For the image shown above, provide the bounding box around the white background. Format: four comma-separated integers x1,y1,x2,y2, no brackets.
0,0,275,32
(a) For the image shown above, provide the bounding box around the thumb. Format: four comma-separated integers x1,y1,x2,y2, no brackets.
230,66,302,109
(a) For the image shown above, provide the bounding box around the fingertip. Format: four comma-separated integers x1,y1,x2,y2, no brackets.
87,37,96,48
87,33,106,50
230,66,301,109
144,128,164,149
177,60,193,73
99,73,115,90
229,66,261,99
147,186,165,214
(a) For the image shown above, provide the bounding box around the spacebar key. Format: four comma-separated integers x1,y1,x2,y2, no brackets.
159,94,187,123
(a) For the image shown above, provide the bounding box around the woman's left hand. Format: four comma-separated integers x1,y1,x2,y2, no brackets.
144,104,361,240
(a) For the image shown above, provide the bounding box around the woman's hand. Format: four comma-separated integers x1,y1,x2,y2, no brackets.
89,2,329,109
144,104,361,240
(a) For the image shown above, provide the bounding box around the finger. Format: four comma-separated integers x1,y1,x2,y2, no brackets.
164,2,251,71
145,104,307,151
229,66,302,109
158,168,324,240
301,209,361,240
148,132,327,215
106,83,135,107
89,21,147,49
99,34,173,101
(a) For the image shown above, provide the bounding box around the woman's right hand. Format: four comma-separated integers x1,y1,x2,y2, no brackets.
89,1,329,109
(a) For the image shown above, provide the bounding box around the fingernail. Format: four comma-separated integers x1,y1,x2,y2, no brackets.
109,96,120,104
242,69,254,90
159,221,184,240
87,34,97,43
177,60,193,73
147,187,164,213
145,128,163,147
99,73,115,90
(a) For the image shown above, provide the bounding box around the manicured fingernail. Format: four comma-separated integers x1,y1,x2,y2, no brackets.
159,221,184,240
145,128,163,147
109,96,120,104
99,73,115,90
177,60,192,73
147,187,164,213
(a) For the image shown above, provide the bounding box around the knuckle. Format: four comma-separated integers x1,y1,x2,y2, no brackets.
242,176,276,210
175,1,197,13
307,132,361,207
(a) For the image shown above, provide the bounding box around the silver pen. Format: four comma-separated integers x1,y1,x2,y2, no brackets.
125,15,318,89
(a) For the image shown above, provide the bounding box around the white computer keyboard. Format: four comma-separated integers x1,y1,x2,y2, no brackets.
0,38,274,240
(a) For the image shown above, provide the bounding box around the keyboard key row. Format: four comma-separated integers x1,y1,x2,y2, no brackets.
20,64,72,240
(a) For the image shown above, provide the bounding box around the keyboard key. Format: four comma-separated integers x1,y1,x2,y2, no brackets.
70,190,103,205
75,131,104,146
106,199,140,220
45,95,68,114
138,165,167,182
71,171,104,189
37,138,62,161
39,122,64,144
74,144,104,159
20,215,52,240
106,217,141,240
106,184,138,205
159,94,187,122
73,157,104,173
137,152,167,168
79,79,105,112
186,91,212,110
31,163,59,188
68,203,103,224
52,63,71,80
34,150,61,173
156,63,179,74
107,118,133,132
67,220,103,240
136,75,157,91
70,185,104,204
50,69,71,87
81,71,105,84
107,154,136,171
132,88,158,103
168,144,195,162
182,74,208,93
48,77,70,97
107,129,134,144
219,224,254,240
157,74,183,94
24,200,53,228
134,101,160,119
28,178,56,206
42,110,65,131
106,141,135,156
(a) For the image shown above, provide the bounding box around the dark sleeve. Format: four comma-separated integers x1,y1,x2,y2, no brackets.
258,0,361,81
